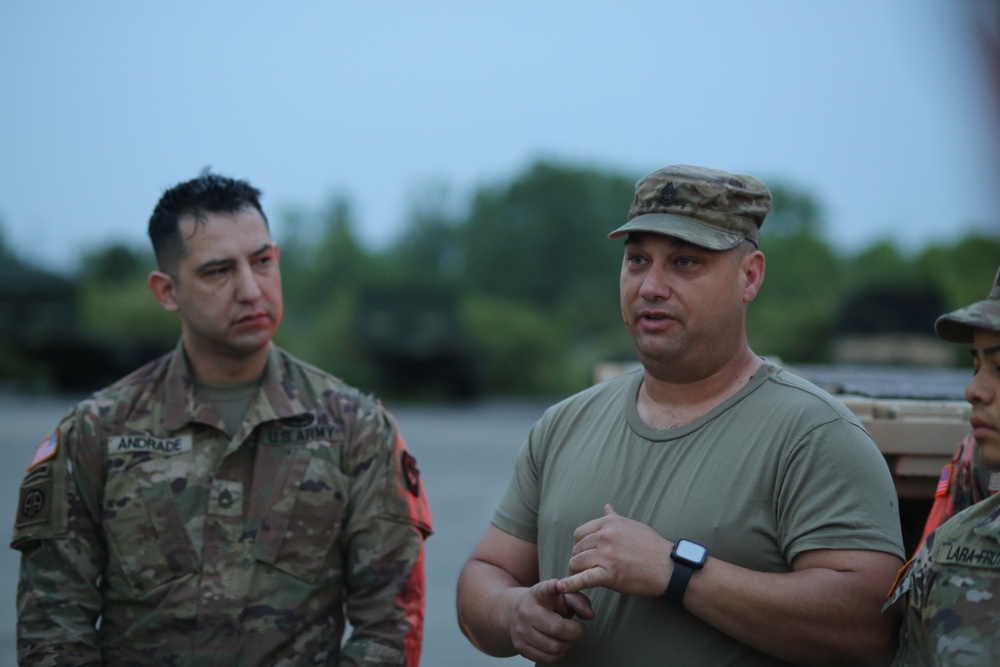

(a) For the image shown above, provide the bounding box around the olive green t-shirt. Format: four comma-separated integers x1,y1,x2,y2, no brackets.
493,361,904,666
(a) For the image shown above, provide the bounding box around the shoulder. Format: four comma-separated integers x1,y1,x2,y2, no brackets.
537,369,635,429
271,346,396,439
60,352,173,437
756,363,861,420
272,346,376,410
930,493,1000,546
740,362,869,442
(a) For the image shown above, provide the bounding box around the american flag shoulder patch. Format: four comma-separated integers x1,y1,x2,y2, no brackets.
934,463,953,498
28,431,59,470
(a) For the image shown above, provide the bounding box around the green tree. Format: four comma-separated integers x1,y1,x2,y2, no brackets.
748,184,840,362
78,243,177,346
384,181,465,289
460,161,632,312
917,234,1000,310
277,195,379,384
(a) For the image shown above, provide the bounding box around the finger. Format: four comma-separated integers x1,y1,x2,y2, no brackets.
517,627,582,665
571,516,603,545
541,578,561,599
573,503,619,546
556,566,607,595
563,592,596,620
513,584,586,662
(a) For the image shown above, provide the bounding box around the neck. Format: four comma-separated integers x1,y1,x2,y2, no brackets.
183,343,271,386
637,347,762,429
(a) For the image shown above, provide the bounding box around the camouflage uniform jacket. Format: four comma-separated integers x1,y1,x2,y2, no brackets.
11,343,433,666
885,492,1000,666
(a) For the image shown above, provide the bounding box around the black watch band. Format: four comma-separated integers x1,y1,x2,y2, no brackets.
664,539,707,605
663,562,695,604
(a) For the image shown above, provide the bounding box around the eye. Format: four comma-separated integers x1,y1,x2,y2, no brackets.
204,266,230,278
254,251,277,269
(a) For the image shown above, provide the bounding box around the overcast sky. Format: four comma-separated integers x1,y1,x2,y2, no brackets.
1,1,997,274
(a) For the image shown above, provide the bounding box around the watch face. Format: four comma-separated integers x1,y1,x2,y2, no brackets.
675,539,707,565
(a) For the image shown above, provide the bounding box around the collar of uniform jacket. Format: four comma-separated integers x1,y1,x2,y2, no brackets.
161,341,306,432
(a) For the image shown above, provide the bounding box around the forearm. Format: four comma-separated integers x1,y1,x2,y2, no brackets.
344,526,428,666
456,559,524,657
684,556,900,666
16,540,103,665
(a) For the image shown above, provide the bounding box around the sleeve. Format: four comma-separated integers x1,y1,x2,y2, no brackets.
777,417,906,562
339,399,432,667
10,417,106,666
490,421,543,543
915,436,971,555
885,537,937,666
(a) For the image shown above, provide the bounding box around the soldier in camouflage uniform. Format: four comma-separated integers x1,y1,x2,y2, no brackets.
10,173,433,666
885,264,1000,666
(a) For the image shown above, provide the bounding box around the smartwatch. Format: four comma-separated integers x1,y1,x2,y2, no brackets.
664,539,707,605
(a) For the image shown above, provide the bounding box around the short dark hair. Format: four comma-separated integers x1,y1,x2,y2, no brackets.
148,171,268,272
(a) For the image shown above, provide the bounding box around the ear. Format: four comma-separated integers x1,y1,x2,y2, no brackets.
148,270,180,313
742,250,765,303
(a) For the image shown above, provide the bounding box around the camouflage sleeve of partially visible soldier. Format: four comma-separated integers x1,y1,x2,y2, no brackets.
338,396,433,667
884,532,937,667
10,408,107,666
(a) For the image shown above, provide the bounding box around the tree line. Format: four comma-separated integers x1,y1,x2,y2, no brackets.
2,160,997,398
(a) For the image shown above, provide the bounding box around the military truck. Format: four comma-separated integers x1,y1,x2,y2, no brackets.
354,286,481,400
0,262,166,392
594,360,971,556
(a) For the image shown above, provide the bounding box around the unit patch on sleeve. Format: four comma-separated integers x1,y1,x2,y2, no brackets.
401,451,421,497
28,430,59,470
934,463,953,497
16,470,53,529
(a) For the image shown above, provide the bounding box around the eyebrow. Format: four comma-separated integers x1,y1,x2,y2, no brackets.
971,343,1000,360
196,244,273,273
249,243,274,257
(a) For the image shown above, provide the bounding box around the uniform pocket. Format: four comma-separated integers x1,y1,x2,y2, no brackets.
103,462,198,594
255,452,347,583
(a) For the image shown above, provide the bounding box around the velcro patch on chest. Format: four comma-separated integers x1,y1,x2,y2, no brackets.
939,541,1000,569
107,434,193,456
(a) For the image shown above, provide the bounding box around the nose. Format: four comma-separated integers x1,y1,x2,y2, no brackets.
234,264,263,303
639,264,672,301
965,369,996,408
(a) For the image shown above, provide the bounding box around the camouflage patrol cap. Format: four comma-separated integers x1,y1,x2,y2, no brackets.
935,265,1000,342
608,164,771,249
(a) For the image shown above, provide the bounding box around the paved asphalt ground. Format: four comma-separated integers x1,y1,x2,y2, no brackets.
0,389,548,666
3,365,969,664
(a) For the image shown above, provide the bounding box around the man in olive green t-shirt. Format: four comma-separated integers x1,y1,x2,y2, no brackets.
456,164,905,666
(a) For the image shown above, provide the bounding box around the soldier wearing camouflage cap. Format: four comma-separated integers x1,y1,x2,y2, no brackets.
886,265,1000,666
458,165,904,665
10,172,433,665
